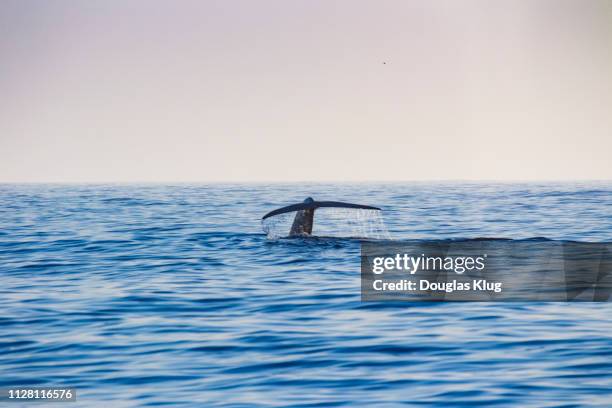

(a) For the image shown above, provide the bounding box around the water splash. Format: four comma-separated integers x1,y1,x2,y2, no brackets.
262,207,390,239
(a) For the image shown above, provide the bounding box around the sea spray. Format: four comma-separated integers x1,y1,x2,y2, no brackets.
262,207,390,239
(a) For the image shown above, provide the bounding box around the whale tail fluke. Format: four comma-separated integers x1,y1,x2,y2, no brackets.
262,197,381,220
262,197,381,237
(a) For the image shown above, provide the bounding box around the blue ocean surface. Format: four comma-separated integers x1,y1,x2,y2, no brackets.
0,182,611,407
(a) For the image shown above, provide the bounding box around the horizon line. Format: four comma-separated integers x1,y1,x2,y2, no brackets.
1,179,611,185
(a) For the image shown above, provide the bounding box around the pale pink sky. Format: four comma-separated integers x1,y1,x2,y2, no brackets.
1,0,611,182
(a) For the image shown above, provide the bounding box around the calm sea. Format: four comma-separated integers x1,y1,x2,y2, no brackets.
1,183,611,407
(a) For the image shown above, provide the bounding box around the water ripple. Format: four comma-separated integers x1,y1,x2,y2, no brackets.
0,183,611,407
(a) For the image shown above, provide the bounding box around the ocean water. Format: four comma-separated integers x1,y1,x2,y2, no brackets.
0,182,611,407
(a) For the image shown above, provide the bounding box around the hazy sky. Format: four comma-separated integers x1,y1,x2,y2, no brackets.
1,0,611,182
